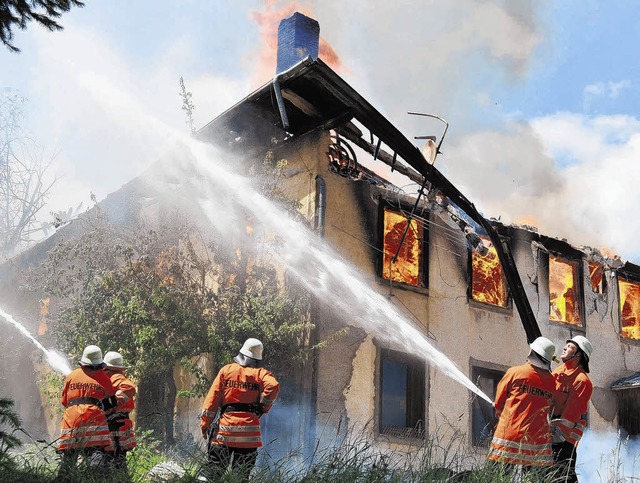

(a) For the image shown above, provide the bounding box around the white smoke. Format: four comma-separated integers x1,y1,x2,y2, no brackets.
577,430,640,482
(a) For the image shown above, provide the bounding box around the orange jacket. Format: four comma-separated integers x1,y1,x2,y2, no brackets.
58,366,116,452
487,362,556,467
200,362,280,449
105,369,137,451
551,359,593,446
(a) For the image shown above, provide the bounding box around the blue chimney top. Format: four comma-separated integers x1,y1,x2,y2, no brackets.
276,12,320,74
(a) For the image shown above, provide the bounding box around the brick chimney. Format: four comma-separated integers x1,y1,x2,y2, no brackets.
276,12,320,74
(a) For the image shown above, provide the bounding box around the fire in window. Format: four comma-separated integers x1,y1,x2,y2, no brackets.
380,350,425,439
382,208,424,287
549,255,582,326
588,262,604,294
471,236,508,307
618,277,640,340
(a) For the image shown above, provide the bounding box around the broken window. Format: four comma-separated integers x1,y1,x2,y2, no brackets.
549,255,583,326
618,277,640,340
471,365,504,447
588,262,604,294
379,349,425,439
382,207,425,287
471,236,508,307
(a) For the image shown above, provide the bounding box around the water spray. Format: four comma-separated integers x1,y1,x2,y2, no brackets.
0,307,72,376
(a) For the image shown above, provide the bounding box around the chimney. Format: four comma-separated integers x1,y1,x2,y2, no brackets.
276,12,320,74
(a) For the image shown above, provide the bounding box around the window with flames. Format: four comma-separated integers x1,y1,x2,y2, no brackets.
549,255,583,326
471,236,508,307
382,207,426,287
618,277,640,341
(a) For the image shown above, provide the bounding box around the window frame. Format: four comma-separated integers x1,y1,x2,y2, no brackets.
546,253,586,329
377,199,429,293
467,234,512,312
469,359,507,448
376,346,427,442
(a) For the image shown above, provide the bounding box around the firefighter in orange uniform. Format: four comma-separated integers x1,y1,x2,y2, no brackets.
56,345,117,480
487,337,557,472
198,338,280,482
551,336,594,482
103,351,137,472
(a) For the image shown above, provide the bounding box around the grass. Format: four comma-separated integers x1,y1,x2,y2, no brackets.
0,428,637,482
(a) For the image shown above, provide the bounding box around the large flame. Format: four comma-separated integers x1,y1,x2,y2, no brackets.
618,277,640,340
549,256,582,326
382,209,422,286
588,261,603,294
471,237,508,307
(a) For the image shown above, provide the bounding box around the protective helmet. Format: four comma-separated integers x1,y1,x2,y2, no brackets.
104,351,129,370
529,337,556,363
239,338,263,361
567,335,592,372
567,336,592,360
79,345,104,366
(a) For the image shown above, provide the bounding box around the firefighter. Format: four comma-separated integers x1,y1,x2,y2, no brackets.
487,337,557,474
551,336,594,482
56,345,117,480
197,338,280,482
103,351,137,473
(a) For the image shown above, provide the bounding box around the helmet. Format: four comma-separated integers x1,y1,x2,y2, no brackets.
79,345,104,366
529,337,556,363
104,351,129,369
567,336,592,360
239,338,263,361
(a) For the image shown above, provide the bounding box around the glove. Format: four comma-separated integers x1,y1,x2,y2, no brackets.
550,420,566,444
255,403,265,416
201,426,209,439
101,395,118,411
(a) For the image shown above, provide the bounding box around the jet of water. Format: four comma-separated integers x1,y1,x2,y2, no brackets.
0,307,72,376
159,140,493,404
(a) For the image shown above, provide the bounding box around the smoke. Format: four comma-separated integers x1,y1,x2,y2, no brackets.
577,430,640,482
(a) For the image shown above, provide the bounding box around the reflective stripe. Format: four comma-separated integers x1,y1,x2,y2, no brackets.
218,425,261,433
216,435,262,444
116,390,130,403
491,436,550,452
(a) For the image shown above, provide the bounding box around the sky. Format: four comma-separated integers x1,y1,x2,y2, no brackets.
2,0,640,262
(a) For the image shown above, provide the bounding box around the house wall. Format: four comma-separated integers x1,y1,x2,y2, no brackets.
268,127,640,465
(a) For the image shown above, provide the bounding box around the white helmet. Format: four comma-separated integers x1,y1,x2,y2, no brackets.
79,345,104,366
239,338,263,361
529,337,556,363
567,336,592,360
104,351,129,370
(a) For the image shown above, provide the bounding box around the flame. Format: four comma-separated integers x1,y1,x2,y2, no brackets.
549,256,582,326
249,1,345,87
619,277,640,340
588,261,603,293
513,215,540,228
382,208,422,286
471,237,508,307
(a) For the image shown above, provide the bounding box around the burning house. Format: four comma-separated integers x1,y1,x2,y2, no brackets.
1,10,640,473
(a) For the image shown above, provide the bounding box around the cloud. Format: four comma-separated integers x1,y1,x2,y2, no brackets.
583,80,632,112
444,112,640,260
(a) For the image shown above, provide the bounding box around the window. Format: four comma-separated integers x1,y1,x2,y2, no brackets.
381,207,426,287
471,365,504,447
617,389,640,436
379,349,426,439
471,236,508,307
618,276,640,340
549,255,583,326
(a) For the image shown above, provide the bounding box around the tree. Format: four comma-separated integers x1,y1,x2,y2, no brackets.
1,0,84,53
0,93,56,258
0,398,22,471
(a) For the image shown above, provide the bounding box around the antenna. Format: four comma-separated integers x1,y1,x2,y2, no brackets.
408,112,449,166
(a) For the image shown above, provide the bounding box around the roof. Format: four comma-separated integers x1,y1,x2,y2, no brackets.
611,372,640,391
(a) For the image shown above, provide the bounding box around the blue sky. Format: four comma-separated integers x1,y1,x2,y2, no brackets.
2,0,640,261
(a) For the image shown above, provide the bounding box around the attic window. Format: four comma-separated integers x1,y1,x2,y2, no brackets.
382,207,426,287
618,277,640,340
471,236,508,308
549,255,582,326
589,262,604,294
